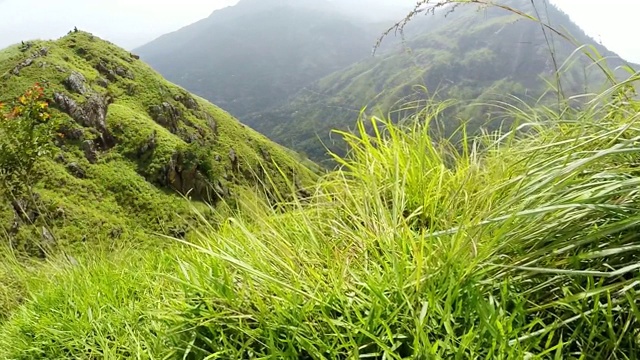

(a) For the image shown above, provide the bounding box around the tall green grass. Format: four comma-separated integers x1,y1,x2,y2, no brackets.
166,85,640,358
3,76,639,358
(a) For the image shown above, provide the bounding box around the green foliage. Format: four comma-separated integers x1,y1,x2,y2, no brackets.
0,84,56,196
2,76,640,357
0,248,179,359
1,2,639,358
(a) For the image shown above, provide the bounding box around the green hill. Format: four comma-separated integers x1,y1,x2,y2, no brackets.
2,73,640,358
134,0,376,119
1,2,640,358
243,0,636,163
0,30,314,256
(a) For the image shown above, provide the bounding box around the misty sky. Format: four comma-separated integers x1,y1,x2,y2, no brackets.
0,0,638,63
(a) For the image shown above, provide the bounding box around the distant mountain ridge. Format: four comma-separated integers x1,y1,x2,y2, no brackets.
241,0,637,163
137,0,636,164
135,0,377,119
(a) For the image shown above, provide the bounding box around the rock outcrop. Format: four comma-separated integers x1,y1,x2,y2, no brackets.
175,94,199,110
53,92,115,149
82,140,98,164
10,47,48,76
149,102,182,133
163,151,213,202
63,72,88,95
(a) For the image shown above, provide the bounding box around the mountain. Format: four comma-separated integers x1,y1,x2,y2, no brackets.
134,0,377,119
240,0,636,163
329,0,413,22
0,31,315,256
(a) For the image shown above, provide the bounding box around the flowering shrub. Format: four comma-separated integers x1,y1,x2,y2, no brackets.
0,84,55,195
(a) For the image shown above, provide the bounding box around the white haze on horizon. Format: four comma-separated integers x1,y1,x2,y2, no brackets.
0,0,637,63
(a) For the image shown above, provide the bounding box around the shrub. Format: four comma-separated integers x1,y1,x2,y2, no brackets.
0,84,55,198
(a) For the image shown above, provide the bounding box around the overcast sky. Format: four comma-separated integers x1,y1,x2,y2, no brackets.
0,0,237,50
0,0,638,63
550,0,639,63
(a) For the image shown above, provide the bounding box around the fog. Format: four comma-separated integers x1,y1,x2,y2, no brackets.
0,0,637,62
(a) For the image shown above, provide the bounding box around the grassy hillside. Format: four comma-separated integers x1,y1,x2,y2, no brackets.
1,72,639,357
135,0,376,119
1,2,639,358
244,0,635,164
0,30,315,257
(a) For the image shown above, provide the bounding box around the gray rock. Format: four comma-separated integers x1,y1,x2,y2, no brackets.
59,125,84,141
66,162,86,178
175,94,199,110
96,77,109,88
149,102,182,133
53,93,83,119
9,216,20,236
63,71,88,95
115,66,135,80
41,227,56,247
95,60,117,81
82,140,98,164
10,46,50,75
204,113,217,134
11,58,32,75
55,207,66,219
83,94,114,148
11,198,39,223
214,180,229,198
162,151,214,202
54,92,115,149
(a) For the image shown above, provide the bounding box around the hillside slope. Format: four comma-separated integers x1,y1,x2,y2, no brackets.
0,31,314,256
135,0,376,119
243,0,635,163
